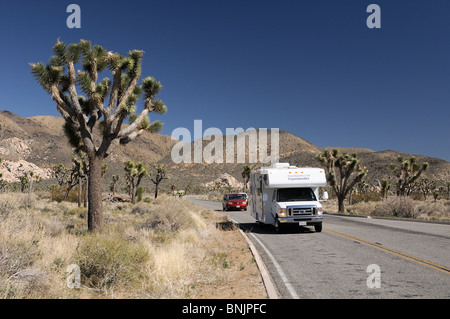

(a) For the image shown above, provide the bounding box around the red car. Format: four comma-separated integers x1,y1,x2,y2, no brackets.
223,193,248,211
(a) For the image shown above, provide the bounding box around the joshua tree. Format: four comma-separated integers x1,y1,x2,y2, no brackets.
52,163,70,187
241,165,251,192
28,171,37,195
317,150,368,213
110,174,120,196
447,182,450,200
31,39,167,232
417,178,436,200
124,160,148,204
0,158,4,192
390,156,429,197
380,179,390,200
151,164,169,199
432,191,439,203
18,173,29,193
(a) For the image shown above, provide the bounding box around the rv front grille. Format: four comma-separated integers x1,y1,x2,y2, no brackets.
289,206,316,216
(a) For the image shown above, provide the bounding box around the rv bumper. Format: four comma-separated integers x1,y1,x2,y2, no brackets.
277,216,323,225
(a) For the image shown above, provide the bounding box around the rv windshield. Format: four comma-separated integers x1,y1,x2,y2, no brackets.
277,188,316,202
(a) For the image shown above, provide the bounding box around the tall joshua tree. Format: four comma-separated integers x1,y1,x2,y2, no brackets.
31,39,167,232
241,165,251,192
390,156,429,197
124,160,148,204
317,149,368,213
151,164,169,199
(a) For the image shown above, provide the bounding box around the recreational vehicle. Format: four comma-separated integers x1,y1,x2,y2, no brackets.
250,163,328,233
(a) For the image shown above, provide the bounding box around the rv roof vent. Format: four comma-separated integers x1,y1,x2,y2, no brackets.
288,166,298,169
271,163,290,169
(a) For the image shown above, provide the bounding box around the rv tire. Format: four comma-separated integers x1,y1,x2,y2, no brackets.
275,218,284,234
314,224,323,233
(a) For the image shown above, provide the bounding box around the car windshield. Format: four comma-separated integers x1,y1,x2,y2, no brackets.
277,188,316,202
228,194,246,200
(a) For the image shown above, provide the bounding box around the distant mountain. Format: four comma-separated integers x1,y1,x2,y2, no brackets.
0,110,176,183
161,131,449,189
1,111,448,190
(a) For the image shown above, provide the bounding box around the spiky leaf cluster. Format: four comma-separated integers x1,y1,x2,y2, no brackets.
317,149,368,198
390,156,429,196
30,39,167,157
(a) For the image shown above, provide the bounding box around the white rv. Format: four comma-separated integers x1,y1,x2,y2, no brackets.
250,163,328,233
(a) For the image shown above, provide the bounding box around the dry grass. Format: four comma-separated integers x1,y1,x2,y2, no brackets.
323,196,450,221
0,193,266,299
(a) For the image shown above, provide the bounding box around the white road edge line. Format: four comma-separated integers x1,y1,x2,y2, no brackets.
230,218,300,299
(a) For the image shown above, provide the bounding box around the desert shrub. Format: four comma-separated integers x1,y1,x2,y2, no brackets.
0,239,41,279
415,200,450,220
138,206,196,232
0,196,17,220
49,185,83,203
372,197,418,218
74,234,150,290
39,218,66,237
65,207,87,219
351,191,382,204
19,194,36,209
136,186,144,202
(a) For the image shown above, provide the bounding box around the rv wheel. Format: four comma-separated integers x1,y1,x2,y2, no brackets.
275,218,284,234
314,224,323,233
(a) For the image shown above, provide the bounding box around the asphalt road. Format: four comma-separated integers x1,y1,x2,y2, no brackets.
188,197,450,299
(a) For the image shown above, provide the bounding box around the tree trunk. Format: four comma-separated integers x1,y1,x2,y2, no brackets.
84,178,88,208
28,178,33,195
64,185,73,201
77,176,82,207
154,184,159,199
88,156,104,232
131,182,136,204
338,196,345,213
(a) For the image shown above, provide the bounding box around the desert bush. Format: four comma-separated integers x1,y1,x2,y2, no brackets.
39,218,66,237
136,186,144,202
138,209,195,233
74,234,150,290
49,185,82,203
19,194,36,209
351,191,382,204
372,197,418,218
137,204,197,233
0,239,40,279
131,204,151,215
0,195,17,220
415,200,450,220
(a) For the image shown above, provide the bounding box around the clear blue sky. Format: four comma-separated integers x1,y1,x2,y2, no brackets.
0,0,449,161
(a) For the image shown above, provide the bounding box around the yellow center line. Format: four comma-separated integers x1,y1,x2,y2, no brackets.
324,228,450,275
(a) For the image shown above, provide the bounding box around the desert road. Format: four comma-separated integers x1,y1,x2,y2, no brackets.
188,197,450,299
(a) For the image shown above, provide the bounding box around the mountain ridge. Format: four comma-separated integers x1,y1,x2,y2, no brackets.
0,110,448,189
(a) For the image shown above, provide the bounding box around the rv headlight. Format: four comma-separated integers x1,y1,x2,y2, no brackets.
317,207,323,216
278,209,286,217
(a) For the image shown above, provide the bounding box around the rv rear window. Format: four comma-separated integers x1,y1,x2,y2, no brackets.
277,188,316,202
